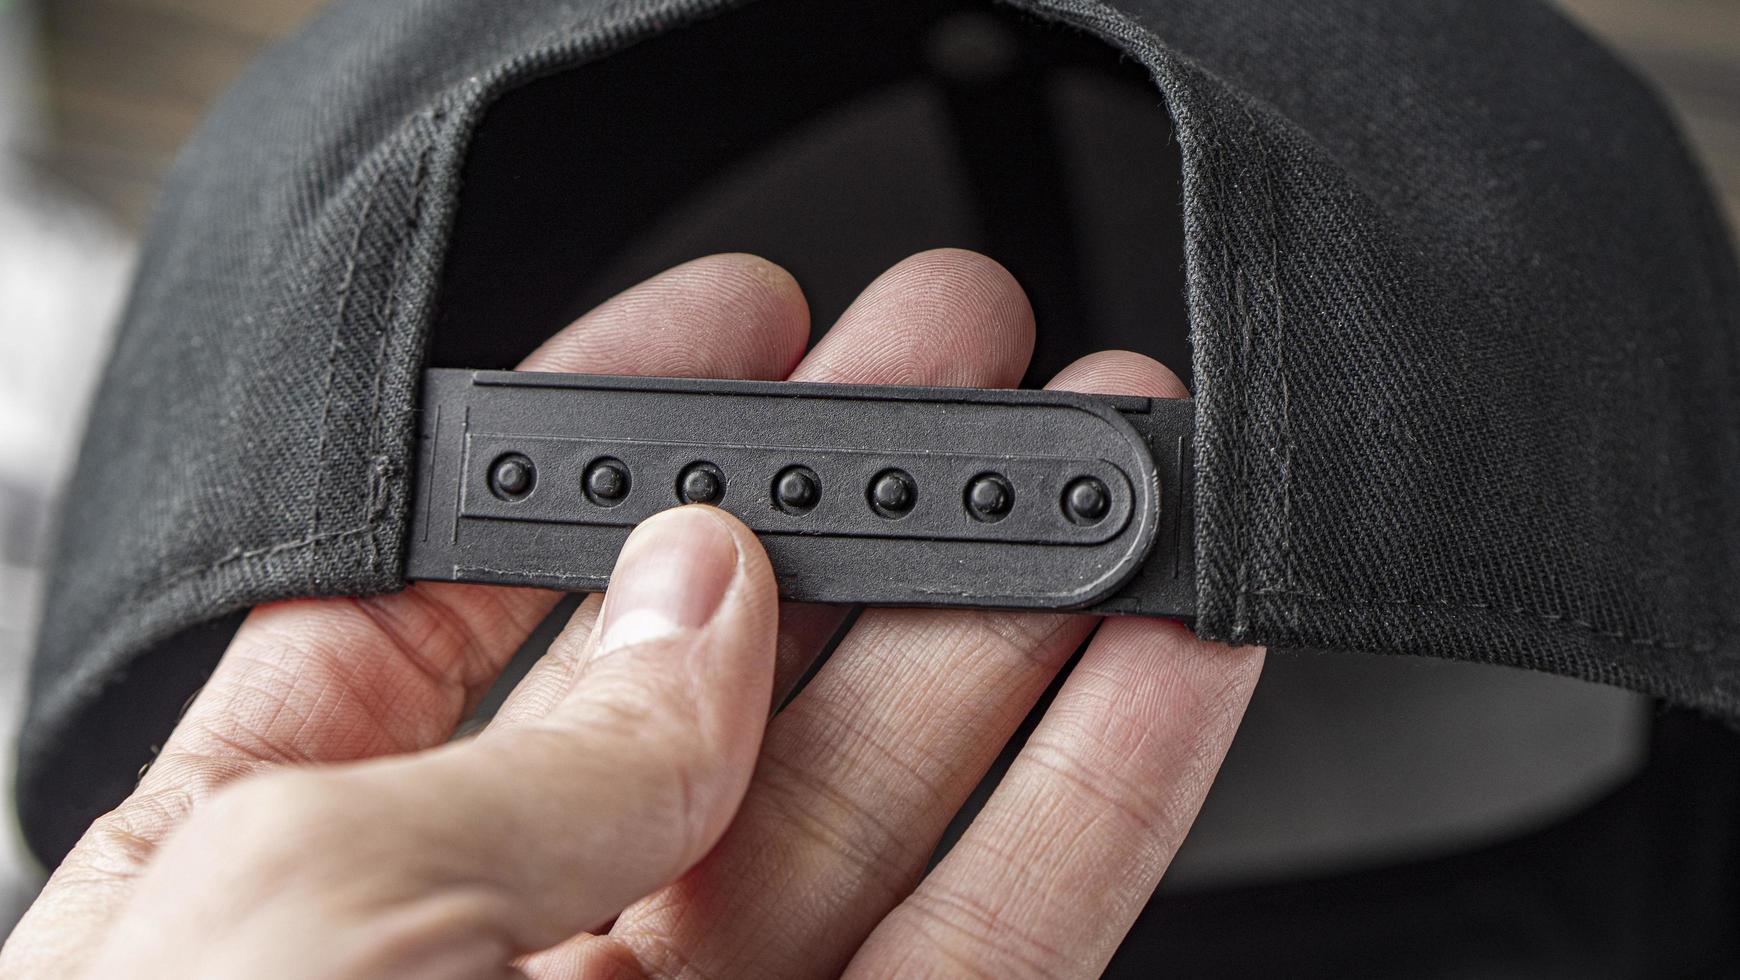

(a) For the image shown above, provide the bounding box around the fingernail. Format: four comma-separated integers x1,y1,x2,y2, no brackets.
599,507,739,655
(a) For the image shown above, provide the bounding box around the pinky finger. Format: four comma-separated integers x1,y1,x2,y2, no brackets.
845,618,1263,979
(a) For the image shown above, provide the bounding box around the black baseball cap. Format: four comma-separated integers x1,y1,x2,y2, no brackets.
20,0,1740,874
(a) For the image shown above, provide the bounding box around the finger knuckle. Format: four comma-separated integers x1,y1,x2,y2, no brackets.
71,809,170,884
968,611,1081,668
1019,737,1171,842
751,745,927,901
876,888,1069,980
193,770,366,881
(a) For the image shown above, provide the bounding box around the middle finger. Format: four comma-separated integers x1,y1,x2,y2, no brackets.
492,247,1037,732
604,324,1187,980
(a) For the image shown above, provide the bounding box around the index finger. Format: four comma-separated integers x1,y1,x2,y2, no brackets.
163,255,808,777
0,255,810,980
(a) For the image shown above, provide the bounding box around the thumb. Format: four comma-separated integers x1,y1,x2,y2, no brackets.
85,506,780,977
458,504,782,936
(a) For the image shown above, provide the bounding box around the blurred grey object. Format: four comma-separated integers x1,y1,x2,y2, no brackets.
0,13,121,943
0,0,134,926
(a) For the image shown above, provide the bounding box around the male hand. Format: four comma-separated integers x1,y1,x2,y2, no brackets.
2,250,1263,979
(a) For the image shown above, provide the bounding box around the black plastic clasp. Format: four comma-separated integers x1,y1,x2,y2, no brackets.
406,369,1195,617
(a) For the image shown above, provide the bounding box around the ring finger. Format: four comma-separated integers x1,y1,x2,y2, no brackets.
595,352,1190,979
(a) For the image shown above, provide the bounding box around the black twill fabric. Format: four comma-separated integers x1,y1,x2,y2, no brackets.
1169,6,1740,722
20,0,1740,879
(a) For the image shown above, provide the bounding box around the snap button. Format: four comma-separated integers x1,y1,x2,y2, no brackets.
678,461,726,504
1062,476,1110,525
869,468,916,518
583,457,631,505
488,454,535,501
773,466,821,514
964,472,1013,522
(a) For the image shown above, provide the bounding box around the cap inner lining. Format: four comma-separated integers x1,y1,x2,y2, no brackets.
429,0,1189,385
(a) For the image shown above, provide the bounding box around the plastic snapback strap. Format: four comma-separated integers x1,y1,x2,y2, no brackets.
406,369,1196,618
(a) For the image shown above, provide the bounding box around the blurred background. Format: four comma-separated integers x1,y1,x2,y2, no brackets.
0,0,1735,930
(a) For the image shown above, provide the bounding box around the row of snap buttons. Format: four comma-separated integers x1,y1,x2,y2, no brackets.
491,454,1110,525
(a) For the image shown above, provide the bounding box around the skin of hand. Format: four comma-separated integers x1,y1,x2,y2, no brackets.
0,250,1264,980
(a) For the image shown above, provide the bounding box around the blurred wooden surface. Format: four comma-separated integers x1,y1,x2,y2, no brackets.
35,0,324,226
1564,0,1740,226
31,0,1740,231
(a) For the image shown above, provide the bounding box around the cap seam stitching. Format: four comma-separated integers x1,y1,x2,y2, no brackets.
39,100,439,740
105,120,438,617
1252,104,1298,627
308,151,394,539
108,526,379,623
359,129,436,575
